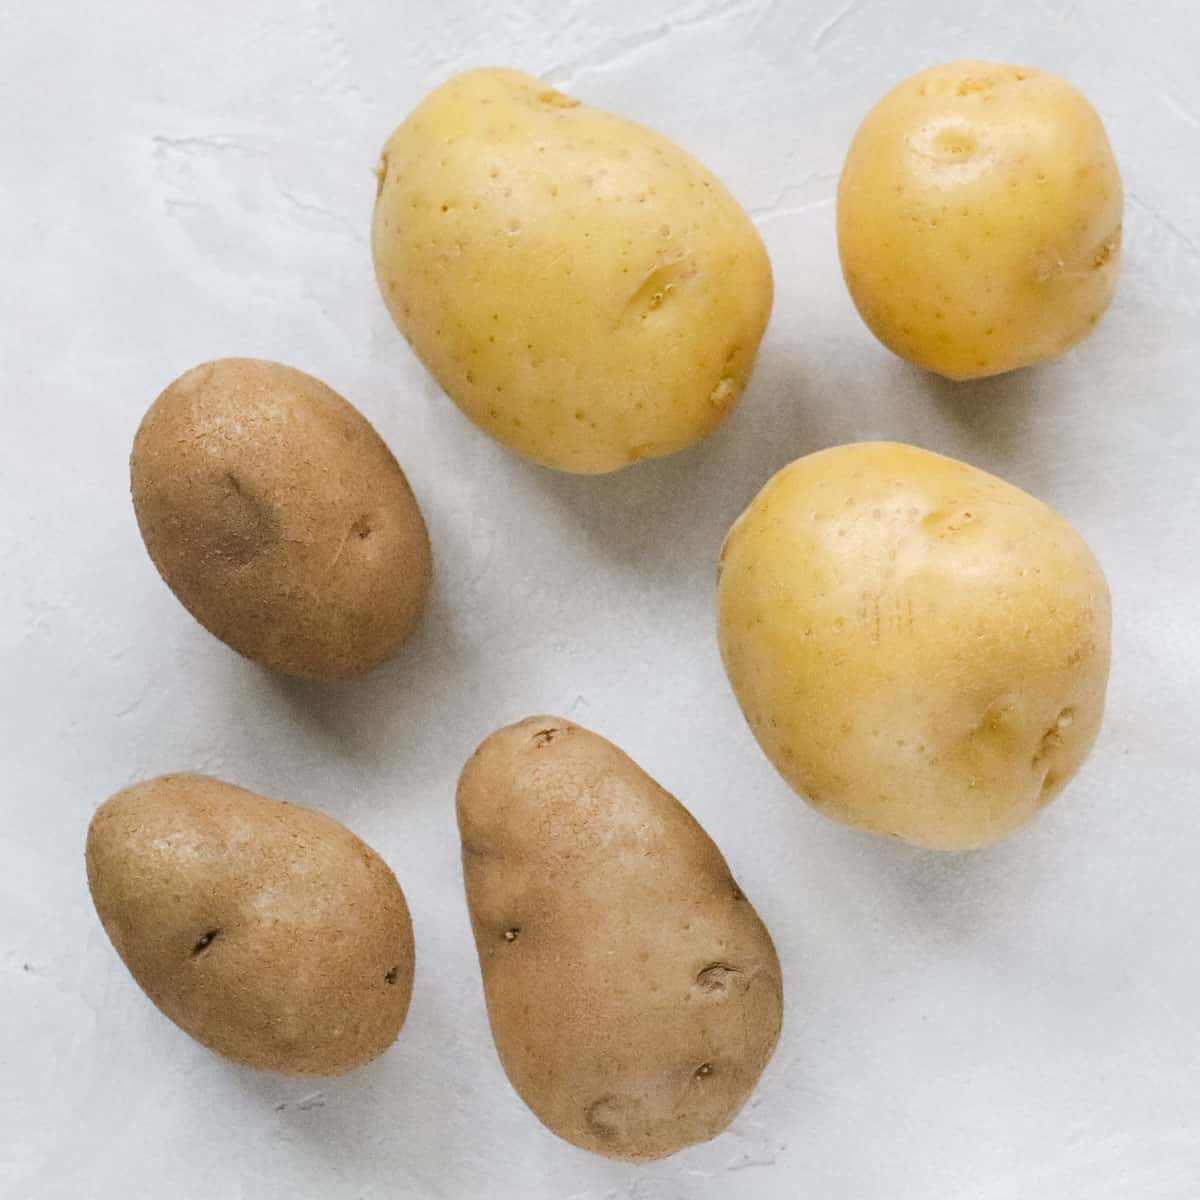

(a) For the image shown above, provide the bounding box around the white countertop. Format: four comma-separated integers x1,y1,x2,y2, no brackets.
3,2,1198,1197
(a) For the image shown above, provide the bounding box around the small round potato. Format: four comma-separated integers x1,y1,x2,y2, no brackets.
458,718,783,1161
86,774,415,1076
838,62,1122,380
718,443,1112,850
372,68,773,473
131,359,432,679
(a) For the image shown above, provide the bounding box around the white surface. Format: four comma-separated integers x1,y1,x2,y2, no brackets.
2,1,1198,1196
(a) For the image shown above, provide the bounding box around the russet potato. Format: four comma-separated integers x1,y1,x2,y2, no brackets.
86,774,415,1076
131,358,432,679
457,717,782,1161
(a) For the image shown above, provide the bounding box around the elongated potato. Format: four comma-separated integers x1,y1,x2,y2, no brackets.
457,717,782,1161
86,774,415,1076
372,68,773,473
718,443,1112,849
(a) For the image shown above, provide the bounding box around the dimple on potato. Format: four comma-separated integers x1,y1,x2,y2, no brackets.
131,358,432,680
372,68,773,473
718,443,1111,850
457,717,782,1162
838,62,1122,380
86,774,415,1076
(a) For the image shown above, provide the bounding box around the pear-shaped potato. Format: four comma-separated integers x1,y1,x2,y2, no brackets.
131,358,432,680
372,68,773,473
718,442,1112,849
86,774,414,1076
457,717,782,1162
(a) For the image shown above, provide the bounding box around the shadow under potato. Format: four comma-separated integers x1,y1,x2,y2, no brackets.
921,363,1056,472
516,335,1067,584
259,574,466,782
225,910,634,1191
790,806,1052,950
512,340,819,581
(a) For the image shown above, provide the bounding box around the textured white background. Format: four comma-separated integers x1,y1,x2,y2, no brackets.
2,1,1199,1197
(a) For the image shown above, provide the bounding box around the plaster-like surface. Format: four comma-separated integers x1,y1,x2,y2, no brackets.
2,2,1198,1196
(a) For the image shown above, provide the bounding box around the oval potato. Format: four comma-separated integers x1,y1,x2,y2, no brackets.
372,68,773,473
457,717,782,1161
718,443,1112,849
86,774,415,1076
131,358,432,679
838,62,1122,379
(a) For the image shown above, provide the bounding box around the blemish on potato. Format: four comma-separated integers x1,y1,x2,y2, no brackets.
709,377,736,409
191,928,220,957
1093,230,1119,269
584,1095,627,1139
696,963,741,994
536,88,579,109
1038,768,1061,800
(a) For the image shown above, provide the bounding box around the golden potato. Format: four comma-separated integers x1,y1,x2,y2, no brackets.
372,68,772,473
131,358,432,679
457,717,782,1162
718,443,1111,850
838,62,1122,380
86,774,414,1076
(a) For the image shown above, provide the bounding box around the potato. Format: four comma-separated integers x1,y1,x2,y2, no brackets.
372,68,772,473
457,717,782,1162
718,443,1111,850
131,358,432,680
837,62,1122,380
86,774,414,1076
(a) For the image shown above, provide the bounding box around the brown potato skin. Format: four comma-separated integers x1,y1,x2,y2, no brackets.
457,717,783,1162
131,358,432,680
86,774,415,1076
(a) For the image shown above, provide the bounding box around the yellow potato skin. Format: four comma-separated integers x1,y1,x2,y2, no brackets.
718,443,1111,850
457,718,782,1161
372,68,772,473
837,62,1122,380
